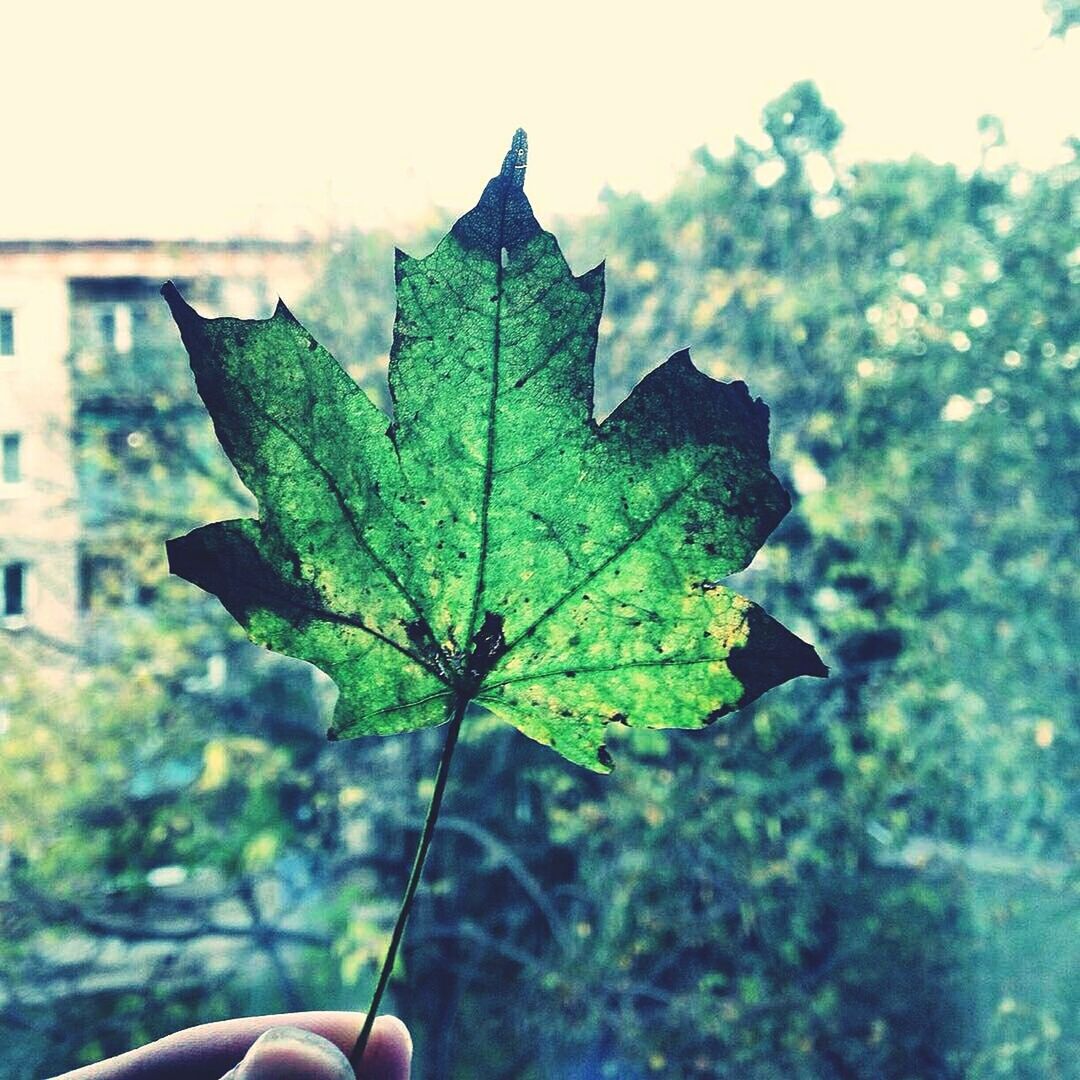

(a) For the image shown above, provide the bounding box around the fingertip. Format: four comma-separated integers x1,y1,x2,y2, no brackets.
355,1015,412,1080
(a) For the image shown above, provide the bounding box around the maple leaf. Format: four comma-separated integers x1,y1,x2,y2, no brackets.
162,130,825,774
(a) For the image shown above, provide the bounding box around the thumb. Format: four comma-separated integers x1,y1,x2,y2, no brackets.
222,1026,354,1080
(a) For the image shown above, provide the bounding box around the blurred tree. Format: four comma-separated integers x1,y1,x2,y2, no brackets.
0,279,375,1071
1044,0,1080,37
1,82,1076,1078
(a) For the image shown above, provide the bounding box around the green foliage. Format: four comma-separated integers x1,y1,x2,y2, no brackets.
761,80,843,162
1045,0,1080,37
2,84,1076,1079
163,131,822,772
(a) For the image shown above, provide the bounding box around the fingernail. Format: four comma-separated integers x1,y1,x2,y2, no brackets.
233,1026,354,1080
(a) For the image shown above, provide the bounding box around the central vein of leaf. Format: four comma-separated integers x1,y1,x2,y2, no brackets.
464,191,510,649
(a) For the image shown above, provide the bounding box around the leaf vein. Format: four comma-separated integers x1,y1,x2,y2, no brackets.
231,378,431,632
496,451,722,661
479,652,737,694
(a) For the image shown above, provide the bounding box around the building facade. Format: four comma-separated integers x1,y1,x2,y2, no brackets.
0,240,313,650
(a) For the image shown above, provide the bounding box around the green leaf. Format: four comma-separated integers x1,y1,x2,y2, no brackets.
163,130,826,772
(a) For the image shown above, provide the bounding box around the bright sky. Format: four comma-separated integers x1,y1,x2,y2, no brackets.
3,0,1077,239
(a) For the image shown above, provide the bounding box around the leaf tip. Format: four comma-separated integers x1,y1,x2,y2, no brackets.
165,527,214,585
274,297,300,325
576,260,606,296
160,280,202,332
163,534,183,577
394,247,417,282
727,607,830,709
500,128,528,188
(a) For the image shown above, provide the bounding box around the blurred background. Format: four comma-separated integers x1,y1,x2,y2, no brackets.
1,2,1076,1077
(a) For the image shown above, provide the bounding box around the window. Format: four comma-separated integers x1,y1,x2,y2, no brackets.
79,552,118,611
1,433,20,485
98,309,115,350
95,303,133,353
79,551,154,611
114,303,133,353
3,562,25,617
0,310,13,356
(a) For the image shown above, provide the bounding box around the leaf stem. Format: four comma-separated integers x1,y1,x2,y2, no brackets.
349,695,467,1069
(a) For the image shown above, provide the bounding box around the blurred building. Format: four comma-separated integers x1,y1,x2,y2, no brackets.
0,240,313,649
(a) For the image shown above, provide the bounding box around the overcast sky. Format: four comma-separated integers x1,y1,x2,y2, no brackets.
3,0,1077,240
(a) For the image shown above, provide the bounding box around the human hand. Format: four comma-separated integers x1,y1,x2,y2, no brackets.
49,1011,411,1080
